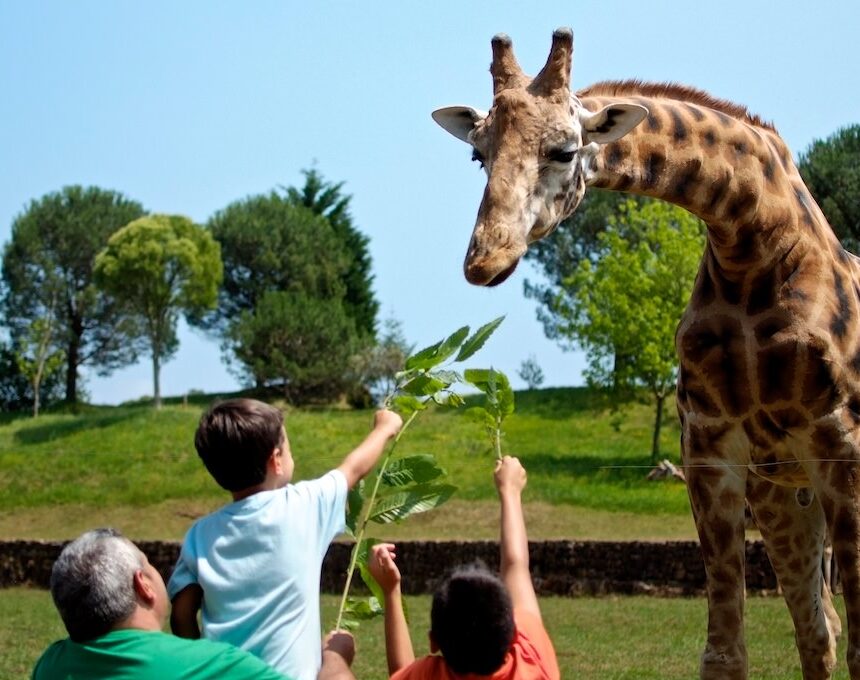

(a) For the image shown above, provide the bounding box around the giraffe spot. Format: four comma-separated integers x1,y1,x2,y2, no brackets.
733,139,748,156
685,422,732,456
753,315,791,345
705,173,732,214
678,373,722,417
831,507,859,547
757,342,797,404
671,158,703,202
847,397,860,424
645,105,663,132
690,260,716,307
605,143,623,171
755,410,789,441
689,475,714,515
786,558,803,574
711,516,736,556
614,174,634,192
829,269,851,341
726,186,758,221
684,103,706,121
715,111,734,128
714,269,744,304
812,422,846,454
801,344,841,416
670,108,688,142
742,417,770,450
770,407,808,431
746,268,777,315
643,152,665,189
763,157,776,184
794,187,815,226
703,129,717,147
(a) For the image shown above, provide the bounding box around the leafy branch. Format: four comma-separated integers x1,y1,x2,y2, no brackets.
334,316,504,631
464,368,515,460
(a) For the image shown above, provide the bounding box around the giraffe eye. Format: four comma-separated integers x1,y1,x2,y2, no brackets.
548,149,576,163
471,149,485,169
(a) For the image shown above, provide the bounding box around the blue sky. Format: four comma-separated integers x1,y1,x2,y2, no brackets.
1,1,858,404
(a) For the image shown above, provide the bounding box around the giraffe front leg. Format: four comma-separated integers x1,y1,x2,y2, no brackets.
746,477,838,679
812,453,860,679
685,448,749,680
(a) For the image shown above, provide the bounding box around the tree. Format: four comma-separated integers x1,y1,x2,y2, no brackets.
349,316,413,404
94,215,222,409
798,124,860,252
524,190,648,320
517,355,545,390
1,186,147,404
545,200,705,462
197,192,351,336
285,169,378,339
226,291,359,405
0,338,64,412
15,311,65,417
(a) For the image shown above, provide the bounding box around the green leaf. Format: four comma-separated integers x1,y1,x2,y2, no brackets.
390,395,426,416
345,481,365,537
435,392,466,409
464,368,515,416
369,483,457,524
343,596,384,620
381,454,445,488
405,326,470,370
455,316,505,362
354,538,386,605
463,406,496,430
404,340,443,370
339,617,360,632
399,374,447,397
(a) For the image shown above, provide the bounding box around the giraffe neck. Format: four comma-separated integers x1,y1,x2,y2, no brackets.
580,92,837,275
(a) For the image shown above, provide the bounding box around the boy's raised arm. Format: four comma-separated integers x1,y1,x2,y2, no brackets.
337,410,402,489
170,584,203,639
495,456,541,620
368,543,415,675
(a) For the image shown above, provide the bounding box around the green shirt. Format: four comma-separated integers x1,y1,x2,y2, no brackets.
32,629,289,680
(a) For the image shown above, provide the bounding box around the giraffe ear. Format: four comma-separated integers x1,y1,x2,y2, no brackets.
580,103,648,144
431,106,488,144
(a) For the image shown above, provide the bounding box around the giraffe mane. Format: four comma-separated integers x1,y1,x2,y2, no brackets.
577,79,775,131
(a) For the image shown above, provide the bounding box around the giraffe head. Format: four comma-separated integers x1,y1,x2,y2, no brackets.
433,28,647,286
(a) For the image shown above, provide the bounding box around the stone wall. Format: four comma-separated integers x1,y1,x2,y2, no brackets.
0,539,778,595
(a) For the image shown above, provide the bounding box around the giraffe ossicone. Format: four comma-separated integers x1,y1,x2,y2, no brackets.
434,28,860,680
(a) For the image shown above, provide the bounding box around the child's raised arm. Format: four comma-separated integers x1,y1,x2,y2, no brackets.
495,456,541,620
368,543,415,674
170,584,203,639
337,410,402,489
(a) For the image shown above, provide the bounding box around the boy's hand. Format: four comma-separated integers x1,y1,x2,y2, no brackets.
323,630,356,667
374,409,403,439
368,543,402,594
494,455,527,497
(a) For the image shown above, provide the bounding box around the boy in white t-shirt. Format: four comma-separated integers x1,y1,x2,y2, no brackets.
168,398,402,680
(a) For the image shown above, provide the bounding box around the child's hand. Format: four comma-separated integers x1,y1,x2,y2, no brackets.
368,543,402,594
494,455,527,497
374,409,403,439
323,629,355,667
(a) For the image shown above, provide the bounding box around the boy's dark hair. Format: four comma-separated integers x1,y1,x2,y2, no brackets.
430,562,515,675
194,398,284,492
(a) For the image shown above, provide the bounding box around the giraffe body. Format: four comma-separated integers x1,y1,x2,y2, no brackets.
433,29,860,680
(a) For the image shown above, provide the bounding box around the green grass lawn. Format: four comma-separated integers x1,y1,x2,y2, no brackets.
3,588,852,680
0,387,695,541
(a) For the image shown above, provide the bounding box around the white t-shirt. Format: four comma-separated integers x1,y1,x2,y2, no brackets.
167,470,348,680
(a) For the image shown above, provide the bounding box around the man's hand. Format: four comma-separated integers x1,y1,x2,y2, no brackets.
368,543,401,594
495,455,527,497
374,409,403,439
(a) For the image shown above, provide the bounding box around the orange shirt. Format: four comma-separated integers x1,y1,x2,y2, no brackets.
390,609,560,680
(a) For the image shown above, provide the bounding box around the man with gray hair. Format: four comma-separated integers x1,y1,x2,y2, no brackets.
33,528,355,680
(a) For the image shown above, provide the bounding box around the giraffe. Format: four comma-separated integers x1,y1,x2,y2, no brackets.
432,28,860,680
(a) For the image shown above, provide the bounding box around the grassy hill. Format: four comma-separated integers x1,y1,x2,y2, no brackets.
0,387,697,541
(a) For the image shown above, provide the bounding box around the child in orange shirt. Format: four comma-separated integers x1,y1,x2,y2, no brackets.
369,456,560,679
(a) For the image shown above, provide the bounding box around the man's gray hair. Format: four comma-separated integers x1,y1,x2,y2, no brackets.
50,528,146,641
